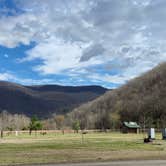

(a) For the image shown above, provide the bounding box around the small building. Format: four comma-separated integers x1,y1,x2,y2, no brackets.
122,122,140,134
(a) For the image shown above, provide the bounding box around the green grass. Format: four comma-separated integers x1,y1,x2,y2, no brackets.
0,132,166,165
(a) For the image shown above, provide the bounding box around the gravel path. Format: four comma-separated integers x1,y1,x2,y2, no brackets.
29,160,166,166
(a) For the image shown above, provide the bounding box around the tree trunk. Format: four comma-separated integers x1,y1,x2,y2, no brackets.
1,130,3,138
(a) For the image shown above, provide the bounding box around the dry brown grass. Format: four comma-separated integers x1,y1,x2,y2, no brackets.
0,132,165,165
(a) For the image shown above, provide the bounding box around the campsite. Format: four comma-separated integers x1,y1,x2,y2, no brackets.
0,130,166,165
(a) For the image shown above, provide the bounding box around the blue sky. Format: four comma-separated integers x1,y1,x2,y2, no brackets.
0,0,166,88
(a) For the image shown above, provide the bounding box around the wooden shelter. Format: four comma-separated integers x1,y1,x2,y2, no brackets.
122,122,140,134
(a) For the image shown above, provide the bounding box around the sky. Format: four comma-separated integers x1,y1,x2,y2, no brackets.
0,0,166,88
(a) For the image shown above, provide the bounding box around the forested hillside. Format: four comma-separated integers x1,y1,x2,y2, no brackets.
0,81,107,118
68,63,166,129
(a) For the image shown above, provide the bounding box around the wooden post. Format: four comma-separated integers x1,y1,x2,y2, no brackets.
81,132,84,144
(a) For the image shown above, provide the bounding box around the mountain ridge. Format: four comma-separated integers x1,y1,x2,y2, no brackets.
0,81,108,118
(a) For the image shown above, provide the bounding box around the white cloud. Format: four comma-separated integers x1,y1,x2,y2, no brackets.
25,38,86,74
4,54,9,58
88,73,129,85
0,0,166,86
0,73,15,80
0,72,56,85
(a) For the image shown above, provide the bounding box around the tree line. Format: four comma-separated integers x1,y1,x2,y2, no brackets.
0,111,81,137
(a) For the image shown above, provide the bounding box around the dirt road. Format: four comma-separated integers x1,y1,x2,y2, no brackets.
29,160,166,166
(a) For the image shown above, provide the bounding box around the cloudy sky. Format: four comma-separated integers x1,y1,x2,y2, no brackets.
0,0,166,88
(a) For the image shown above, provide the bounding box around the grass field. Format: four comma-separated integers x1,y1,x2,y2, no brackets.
0,131,166,165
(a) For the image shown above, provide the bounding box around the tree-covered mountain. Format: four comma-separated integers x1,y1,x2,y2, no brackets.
69,62,166,129
0,81,108,118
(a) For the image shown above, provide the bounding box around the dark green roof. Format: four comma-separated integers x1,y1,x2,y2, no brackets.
123,122,140,128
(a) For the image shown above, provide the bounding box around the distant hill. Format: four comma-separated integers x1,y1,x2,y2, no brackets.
0,81,108,118
69,62,166,129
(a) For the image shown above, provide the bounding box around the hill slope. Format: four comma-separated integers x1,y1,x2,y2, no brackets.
70,62,166,129
0,81,107,118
